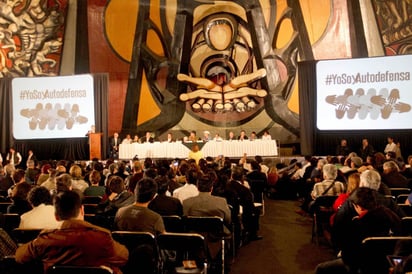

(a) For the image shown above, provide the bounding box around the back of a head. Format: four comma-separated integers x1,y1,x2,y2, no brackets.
383,160,400,172
89,170,101,185
322,164,337,180
109,176,125,194
28,186,52,207
69,165,82,178
13,169,26,183
350,187,377,211
5,164,14,175
197,174,214,192
56,174,73,193
109,162,119,174
250,160,261,171
185,168,200,185
154,175,169,194
54,190,82,220
359,169,381,191
132,160,142,173
144,168,158,179
255,155,263,164
231,166,244,181
12,182,32,200
135,178,158,203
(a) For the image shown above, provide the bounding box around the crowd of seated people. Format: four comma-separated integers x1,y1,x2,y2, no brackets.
2,134,412,273
0,151,270,274
256,136,411,274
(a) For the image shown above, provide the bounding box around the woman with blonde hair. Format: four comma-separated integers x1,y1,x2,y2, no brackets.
69,164,88,192
330,172,360,226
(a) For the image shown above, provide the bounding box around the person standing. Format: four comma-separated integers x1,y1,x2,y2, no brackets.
384,136,397,154
6,147,22,168
359,138,375,161
109,132,120,159
25,149,37,168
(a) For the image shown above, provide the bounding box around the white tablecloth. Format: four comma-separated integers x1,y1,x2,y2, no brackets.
201,140,278,157
119,142,190,159
119,140,278,159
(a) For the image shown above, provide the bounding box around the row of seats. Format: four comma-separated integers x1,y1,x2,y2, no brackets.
3,216,231,274
311,188,412,246
3,230,212,274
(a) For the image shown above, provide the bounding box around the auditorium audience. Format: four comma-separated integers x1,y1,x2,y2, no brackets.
173,166,200,203
8,134,412,273
83,170,106,197
98,176,134,217
0,164,14,198
15,190,128,274
69,164,88,193
148,175,183,216
183,173,232,267
316,187,402,274
225,166,262,243
381,160,409,188
7,175,32,215
24,160,40,185
40,168,58,193
36,163,51,186
114,177,165,235
19,186,61,229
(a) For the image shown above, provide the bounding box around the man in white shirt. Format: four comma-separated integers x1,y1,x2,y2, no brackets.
384,136,397,154
173,167,200,203
19,186,62,229
6,147,22,167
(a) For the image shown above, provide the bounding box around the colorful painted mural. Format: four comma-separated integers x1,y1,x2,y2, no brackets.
0,0,67,77
3,0,412,146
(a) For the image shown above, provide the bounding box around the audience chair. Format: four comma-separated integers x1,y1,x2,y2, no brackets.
402,217,412,236
162,215,184,232
0,196,11,202
0,202,12,214
83,203,99,214
84,214,114,230
361,236,412,274
0,214,21,234
384,195,396,203
253,193,265,216
389,188,411,199
157,232,207,274
184,216,228,274
11,228,42,244
0,255,43,274
397,194,410,204
111,231,158,274
311,195,338,246
398,204,412,217
48,265,114,274
82,196,103,204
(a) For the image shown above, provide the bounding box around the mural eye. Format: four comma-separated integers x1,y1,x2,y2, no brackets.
204,15,237,51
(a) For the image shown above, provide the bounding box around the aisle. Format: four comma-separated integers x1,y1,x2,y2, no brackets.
229,198,336,274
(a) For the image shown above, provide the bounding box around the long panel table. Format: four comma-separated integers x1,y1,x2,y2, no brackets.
119,140,278,159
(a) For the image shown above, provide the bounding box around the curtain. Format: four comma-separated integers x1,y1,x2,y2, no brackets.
298,61,317,156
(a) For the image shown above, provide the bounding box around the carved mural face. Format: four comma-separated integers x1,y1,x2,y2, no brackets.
178,12,268,125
